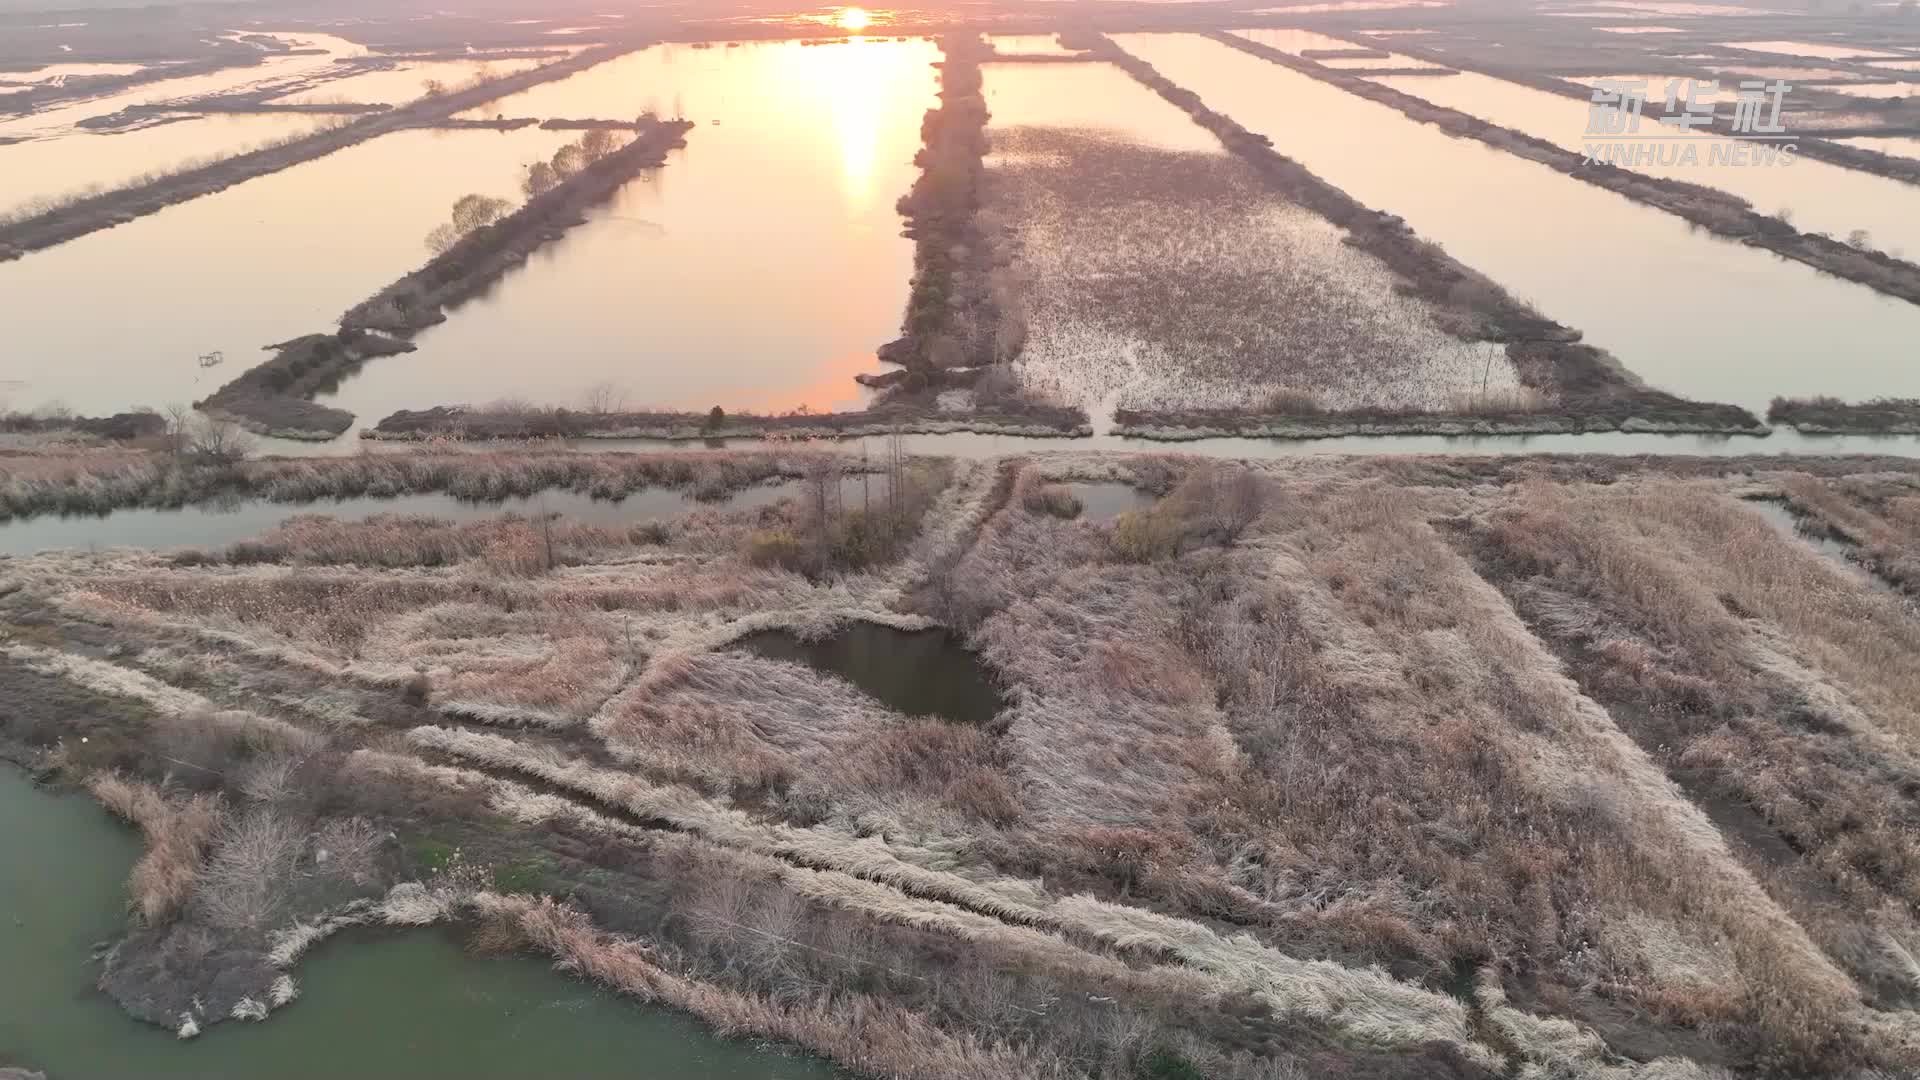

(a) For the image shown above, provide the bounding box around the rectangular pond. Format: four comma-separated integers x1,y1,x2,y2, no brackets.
267,57,546,107
317,39,939,423
1362,65,1920,261
0,126,574,417
1837,133,1920,162
0,31,367,142
981,59,1508,422
1118,32,1920,413
0,112,341,217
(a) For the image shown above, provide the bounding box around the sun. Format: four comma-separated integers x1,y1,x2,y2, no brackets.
834,6,873,32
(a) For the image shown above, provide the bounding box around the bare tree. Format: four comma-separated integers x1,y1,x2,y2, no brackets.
1208,466,1265,546
580,381,628,415
182,414,255,467
163,403,194,459
196,809,303,933
522,160,559,199
551,144,588,180
425,193,513,255
578,128,618,163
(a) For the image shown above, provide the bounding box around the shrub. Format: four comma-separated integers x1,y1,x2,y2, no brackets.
744,528,806,569
1111,508,1182,562
1022,484,1082,519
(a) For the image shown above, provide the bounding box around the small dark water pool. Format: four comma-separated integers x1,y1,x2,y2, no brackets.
1742,498,1896,597
1057,481,1156,523
736,622,1005,725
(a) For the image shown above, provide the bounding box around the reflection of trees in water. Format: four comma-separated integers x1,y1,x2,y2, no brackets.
987,127,1519,413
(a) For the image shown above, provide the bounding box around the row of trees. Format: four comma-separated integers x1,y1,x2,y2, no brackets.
521,127,627,198
422,128,641,255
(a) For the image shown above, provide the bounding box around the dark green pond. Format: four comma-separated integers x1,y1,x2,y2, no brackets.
0,769,836,1079
737,623,1005,726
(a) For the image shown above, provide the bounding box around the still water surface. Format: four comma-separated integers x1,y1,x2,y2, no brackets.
739,622,1005,725
0,127,572,417
0,112,337,217
1120,33,1920,412
320,39,937,421
0,768,837,1079
1363,66,1920,260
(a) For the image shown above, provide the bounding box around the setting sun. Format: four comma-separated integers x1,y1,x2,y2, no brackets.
834,6,873,32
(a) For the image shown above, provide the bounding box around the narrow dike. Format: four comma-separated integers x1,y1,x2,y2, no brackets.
0,43,643,262
1093,35,1764,439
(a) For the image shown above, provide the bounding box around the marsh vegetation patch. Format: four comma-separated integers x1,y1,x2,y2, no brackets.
985,128,1504,419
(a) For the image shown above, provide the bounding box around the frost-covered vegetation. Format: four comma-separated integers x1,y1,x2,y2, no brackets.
6,447,1920,1077
986,127,1510,418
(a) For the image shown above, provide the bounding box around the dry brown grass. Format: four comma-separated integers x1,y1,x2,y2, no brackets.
1463,479,1920,1027
1777,472,1920,596
490,893,1072,1080
0,446,809,522
19,449,1920,1076
89,773,224,926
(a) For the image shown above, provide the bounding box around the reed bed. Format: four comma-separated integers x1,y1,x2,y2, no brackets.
9,448,1920,1076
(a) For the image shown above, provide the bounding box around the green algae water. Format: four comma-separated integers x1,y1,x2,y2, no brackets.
0,769,837,1079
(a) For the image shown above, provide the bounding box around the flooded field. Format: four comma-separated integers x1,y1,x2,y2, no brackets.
319,40,937,422
1364,68,1920,259
1720,39,1907,61
986,34,1086,57
0,112,340,217
1122,32,1920,412
1712,62,1858,82
1811,82,1920,99
0,127,572,417
982,61,1500,424
1248,0,1450,12
1565,73,1741,100
0,769,838,1080
0,61,153,85
1228,30,1441,70
1837,133,1920,161
0,32,367,141
267,58,546,106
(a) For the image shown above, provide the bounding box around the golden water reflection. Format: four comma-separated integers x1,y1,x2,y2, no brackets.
324,39,938,419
